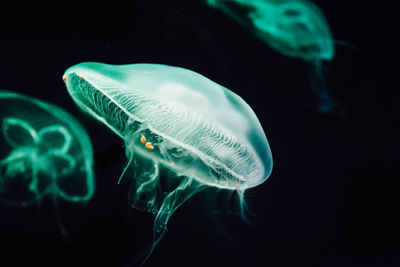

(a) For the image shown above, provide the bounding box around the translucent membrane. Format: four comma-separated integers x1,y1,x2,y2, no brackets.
207,0,345,114
0,91,95,207
63,62,272,263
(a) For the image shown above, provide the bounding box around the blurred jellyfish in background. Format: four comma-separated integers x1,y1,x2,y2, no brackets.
0,91,95,234
63,62,273,264
206,0,345,114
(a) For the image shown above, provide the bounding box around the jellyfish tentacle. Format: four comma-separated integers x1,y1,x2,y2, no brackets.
50,174,73,241
334,39,357,51
118,148,134,185
2,117,38,148
137,225,167,267
308,60,327,98
136,177,205,267
52,192,69,238
308,61,346,115
28,156,44,204
153,177,205,236
129,160,161,213
136,163,159,193
236,188,252,223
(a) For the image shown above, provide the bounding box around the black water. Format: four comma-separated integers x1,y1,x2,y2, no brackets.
0,1,399,266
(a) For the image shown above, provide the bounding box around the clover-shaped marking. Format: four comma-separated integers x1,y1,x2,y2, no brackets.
0,117,76,201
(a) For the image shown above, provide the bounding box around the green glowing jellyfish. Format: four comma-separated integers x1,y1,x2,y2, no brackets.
63,62,272,262
0,91,95,207
206,0,344,113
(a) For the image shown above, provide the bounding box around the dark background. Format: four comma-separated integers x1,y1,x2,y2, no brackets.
0,1,399,266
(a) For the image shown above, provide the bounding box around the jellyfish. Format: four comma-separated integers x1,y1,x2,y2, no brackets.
0,91,95,232
62,62,272,263
206,0,345,114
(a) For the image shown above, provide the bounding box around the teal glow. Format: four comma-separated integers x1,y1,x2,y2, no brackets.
207,0,344,113
63,62,272,263
0,91,95,207
207,0,334,61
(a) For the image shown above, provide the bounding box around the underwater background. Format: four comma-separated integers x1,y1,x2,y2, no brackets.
0,0,399,266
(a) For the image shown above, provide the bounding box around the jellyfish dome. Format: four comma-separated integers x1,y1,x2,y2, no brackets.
207,0,345,114
63,62,272,261
207,0,334,62
0,91,95,207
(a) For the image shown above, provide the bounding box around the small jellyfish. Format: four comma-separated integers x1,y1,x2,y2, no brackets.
0,91,95,231
206,0,345,114
63,62,273,263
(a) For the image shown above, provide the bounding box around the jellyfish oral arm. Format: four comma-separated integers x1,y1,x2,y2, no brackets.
153,176,204,237
135,162,160,212
138,176,205,266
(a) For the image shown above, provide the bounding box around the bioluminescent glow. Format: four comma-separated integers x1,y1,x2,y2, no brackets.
0,91,95,207
207,0,345,114
63,62,272,264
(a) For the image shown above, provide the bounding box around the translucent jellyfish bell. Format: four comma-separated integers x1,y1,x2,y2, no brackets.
0,91,95,207
207,0,345,114
63,62,272,262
